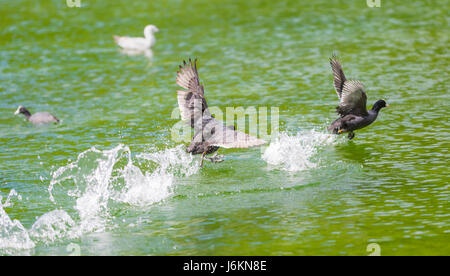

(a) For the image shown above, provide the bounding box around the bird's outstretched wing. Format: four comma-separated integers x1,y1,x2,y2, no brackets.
204,120,266,149
330,56,368,117
176,59,210,128
337,80,368,117
176,59,265,149
330,55,347,99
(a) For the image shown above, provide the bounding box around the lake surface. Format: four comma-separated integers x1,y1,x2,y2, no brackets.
0,0,449,255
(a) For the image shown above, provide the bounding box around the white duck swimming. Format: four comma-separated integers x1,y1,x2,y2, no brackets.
113,25,159,51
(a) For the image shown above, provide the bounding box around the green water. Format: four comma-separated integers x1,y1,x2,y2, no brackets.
0,0,449,255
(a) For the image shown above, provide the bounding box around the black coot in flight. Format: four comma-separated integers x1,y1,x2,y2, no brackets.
327,56,388,139
176,59,266,166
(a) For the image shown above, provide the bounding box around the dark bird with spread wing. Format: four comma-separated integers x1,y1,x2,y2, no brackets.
327,56,389,140
176,59,266,166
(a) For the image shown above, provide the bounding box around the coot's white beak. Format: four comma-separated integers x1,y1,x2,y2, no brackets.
14,106,21,115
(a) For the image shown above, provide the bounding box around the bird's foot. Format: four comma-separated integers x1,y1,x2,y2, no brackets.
200,152,206,168
348,132,355,140
207,153,224,163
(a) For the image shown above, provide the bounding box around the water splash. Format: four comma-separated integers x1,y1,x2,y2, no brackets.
49,145,130,233
112,145,201,207
29,210,76,244
47,144,199,235
262,130,336,172
0,145,199,252
0,190,35,252
137,144,200,177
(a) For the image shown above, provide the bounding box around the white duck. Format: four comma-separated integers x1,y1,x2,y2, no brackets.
113,25,159,51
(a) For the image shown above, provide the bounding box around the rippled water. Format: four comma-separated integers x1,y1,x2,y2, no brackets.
0,0,449,255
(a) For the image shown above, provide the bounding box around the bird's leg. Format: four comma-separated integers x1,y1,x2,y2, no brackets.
348,131,355,140
207,152,224,163
200,151,207,167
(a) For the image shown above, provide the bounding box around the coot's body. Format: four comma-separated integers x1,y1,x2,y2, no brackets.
175,59,266,166
15,106,59,125
328,56,388,139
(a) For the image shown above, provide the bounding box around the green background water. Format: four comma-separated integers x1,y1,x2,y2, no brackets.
0,0,449,255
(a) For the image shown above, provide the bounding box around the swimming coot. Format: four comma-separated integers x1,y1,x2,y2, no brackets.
14,106,60,125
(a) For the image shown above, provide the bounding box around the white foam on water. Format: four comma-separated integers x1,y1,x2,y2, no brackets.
29,210,76,244
117,145,200,207
1,133,332,252
262,130,336,172
46,144,199,238
114,165,174,208
1,144,199,251
137,144,200,177
0,190,35,252
48,145,128,234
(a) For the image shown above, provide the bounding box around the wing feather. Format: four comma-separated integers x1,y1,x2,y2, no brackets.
330,56,368,117
175,59,266,149
330,56,347,99
337,80,368,117
205,120,266,149
176,59,210,128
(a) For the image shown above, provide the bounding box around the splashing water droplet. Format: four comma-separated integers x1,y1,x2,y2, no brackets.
262,130,336,172
0,190,35,252
47,144,200,236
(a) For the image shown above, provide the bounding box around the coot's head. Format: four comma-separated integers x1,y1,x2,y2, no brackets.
14,106,31,116
372,100,389,112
